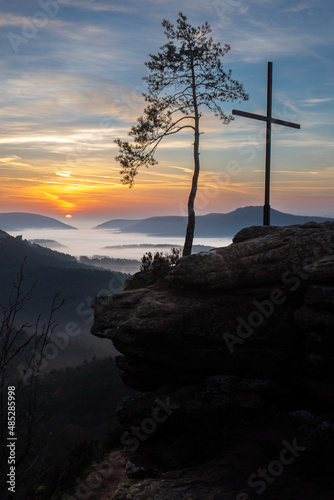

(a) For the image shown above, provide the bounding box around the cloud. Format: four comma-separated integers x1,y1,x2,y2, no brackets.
229,27,323,62
56,171,71,178
0,72,145,128
254,170,319,175
301,97,334,105
217,3,334,64
60,85,145,121
70,0,135,13
0,155,31,167
279,1,315,13
273,91,301,117
169,165,194,175
0,13,34,26
0,12,71,28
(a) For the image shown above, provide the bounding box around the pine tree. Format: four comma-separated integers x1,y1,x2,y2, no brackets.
115,12,248,256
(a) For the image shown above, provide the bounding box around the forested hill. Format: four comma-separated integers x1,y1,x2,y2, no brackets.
0,230,128,367
0,229,77,269
0,212,77,230
94,206,334,237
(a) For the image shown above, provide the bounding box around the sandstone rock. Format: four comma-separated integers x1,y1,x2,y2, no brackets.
90,222,334,499
92,282,302,390
167,222,334,290
304,255,334,283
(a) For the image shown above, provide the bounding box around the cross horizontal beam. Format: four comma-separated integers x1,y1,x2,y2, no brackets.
232,109,300,129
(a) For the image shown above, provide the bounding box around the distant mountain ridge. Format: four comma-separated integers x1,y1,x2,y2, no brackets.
93,206,334,237
0,212,77,230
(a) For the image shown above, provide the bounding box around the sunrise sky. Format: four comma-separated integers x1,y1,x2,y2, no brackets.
0,0,333,221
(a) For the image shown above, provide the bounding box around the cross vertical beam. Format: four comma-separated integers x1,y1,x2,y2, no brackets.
232,62,300,226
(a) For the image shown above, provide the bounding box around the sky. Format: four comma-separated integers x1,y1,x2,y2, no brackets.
0,0,333,222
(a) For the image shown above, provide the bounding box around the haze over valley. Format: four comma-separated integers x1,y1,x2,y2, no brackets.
2,206,332,264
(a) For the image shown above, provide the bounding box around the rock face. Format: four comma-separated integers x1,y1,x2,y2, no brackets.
91,222,334,499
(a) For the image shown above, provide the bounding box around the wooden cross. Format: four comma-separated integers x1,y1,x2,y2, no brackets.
232,62,300,226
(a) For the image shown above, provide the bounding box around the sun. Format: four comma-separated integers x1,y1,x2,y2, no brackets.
65,214,72,218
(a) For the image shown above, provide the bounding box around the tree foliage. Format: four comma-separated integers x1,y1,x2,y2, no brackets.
140,247,182,273
115,12,248,255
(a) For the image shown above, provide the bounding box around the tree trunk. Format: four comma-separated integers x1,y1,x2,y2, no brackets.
183,128,200,256
183,56,200,257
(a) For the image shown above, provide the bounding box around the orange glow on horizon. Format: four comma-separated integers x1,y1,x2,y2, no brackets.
1,159,333,219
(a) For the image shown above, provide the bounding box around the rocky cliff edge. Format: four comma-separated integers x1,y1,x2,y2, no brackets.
90,222,334,499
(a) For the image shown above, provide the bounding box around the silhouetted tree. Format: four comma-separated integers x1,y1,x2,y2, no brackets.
115,12,248,255
0,263,62,498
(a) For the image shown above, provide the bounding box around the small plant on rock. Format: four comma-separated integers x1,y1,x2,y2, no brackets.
140,248,182,274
